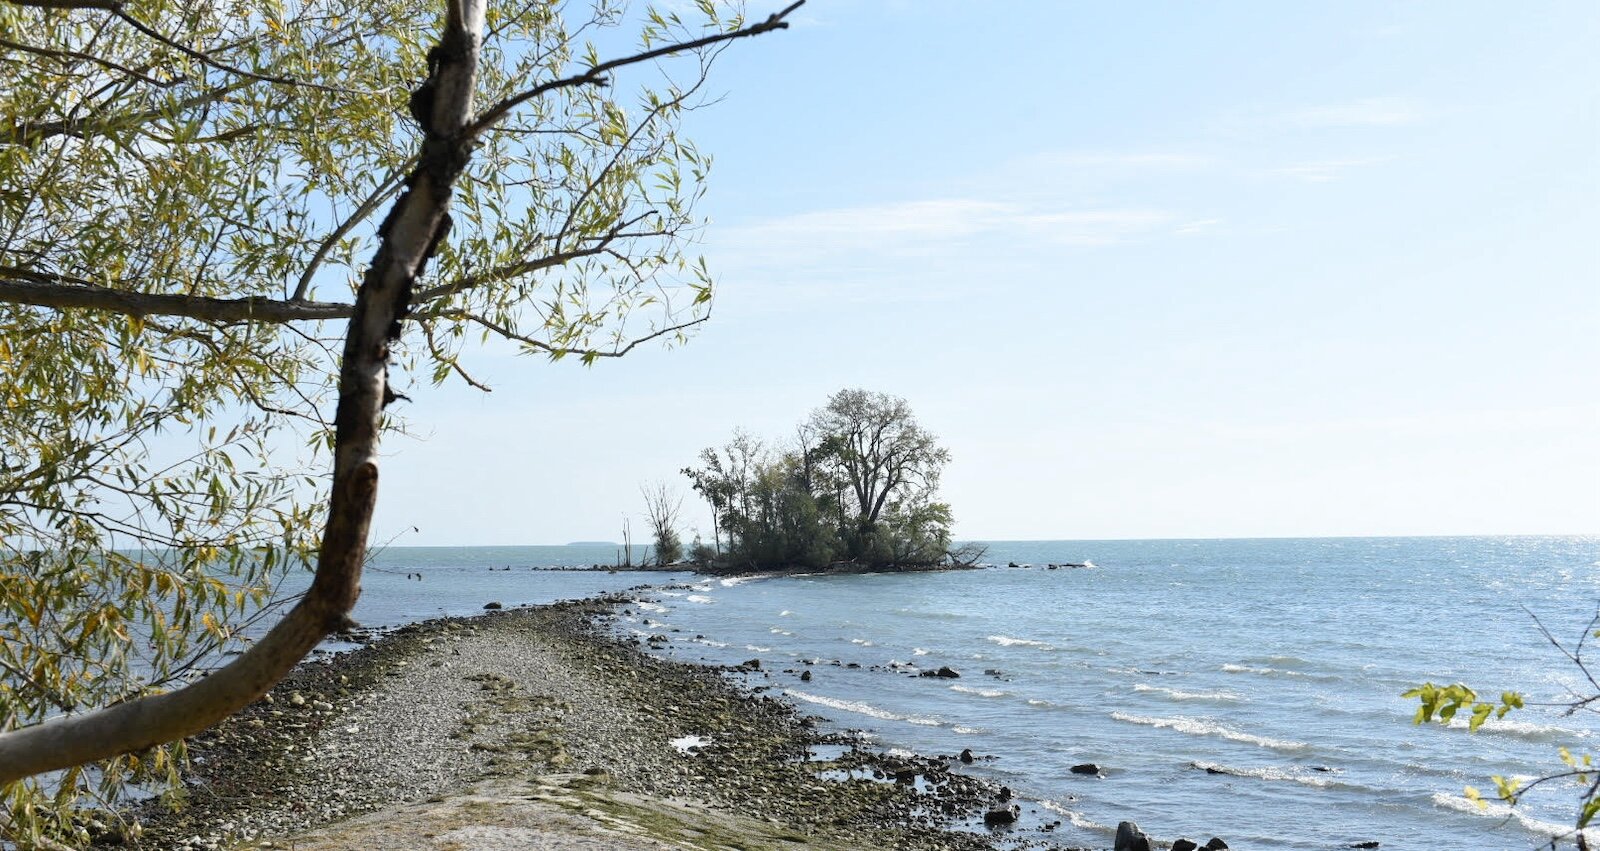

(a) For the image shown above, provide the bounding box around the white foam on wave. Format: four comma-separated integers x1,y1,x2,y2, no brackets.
1134,683,1242,702
1191,760,1331,788
1220,663,1335,681
744,644,771,653
950,685,1007,698
1431,791,1600,841
718,575,761,587
1442,715,1588,742
952,725,983,735
636,601,669,613
785,689,943,727
1110,712,1307,752
912,647,930,656
850,638,875,646
1038,799,1109,832
684,594,715,604
779,610,794,617
769,627,794,636
1027,698,1056,708
987,635,1053,649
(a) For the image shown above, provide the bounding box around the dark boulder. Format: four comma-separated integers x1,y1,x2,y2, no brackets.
1204,839,1230,850
1348,844,1379,850
799,670,812,682
918,666,961,679
1172,840,1199,851
1070,763,1100,775
983,805,1019,828
892,769,917,785
1115,821,1152,851
482,601,503,610
959,748,975,764
741,658,761,670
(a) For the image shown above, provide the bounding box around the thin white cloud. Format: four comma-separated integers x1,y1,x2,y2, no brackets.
1284,97,1424,128
725,199,1177,251
1268,157,1391,183
1027,151,1216,171
1175,218,1223,235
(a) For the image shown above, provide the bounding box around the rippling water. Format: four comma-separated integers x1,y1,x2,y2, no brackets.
357,536,1599,850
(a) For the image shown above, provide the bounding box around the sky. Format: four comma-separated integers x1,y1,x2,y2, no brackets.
372,0,1598,545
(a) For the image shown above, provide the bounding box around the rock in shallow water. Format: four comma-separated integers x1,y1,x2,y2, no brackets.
1115,820,1152,851
1070,763,1100,775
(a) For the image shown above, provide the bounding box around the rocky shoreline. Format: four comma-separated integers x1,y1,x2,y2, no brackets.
113,594,1088,851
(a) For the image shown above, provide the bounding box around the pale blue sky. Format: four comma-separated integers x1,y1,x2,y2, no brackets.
374,1,1598,545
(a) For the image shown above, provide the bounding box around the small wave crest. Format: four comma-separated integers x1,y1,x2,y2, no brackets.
850,638,875,647
912,647,930,656
636,601,669,613
987,635,1053,649
1432,791,1600,841
1110,712,1307,751
1038,799,1110,832
1442,715,1588,743
685,594,715,604
1134,683,1242,702
1191,760,1331,787
785,689,941,727
1221,663,1337,682
950,685,1007,698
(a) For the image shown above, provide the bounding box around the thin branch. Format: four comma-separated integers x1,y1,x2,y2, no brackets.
466,0,804,138
0,36,177,87
1,0,118,8
0,81,250,146
292,159,417,301
440,307,707,360
410,212,658,308
112,8,374,96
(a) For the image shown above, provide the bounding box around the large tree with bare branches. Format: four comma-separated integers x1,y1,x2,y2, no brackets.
0,0,798,843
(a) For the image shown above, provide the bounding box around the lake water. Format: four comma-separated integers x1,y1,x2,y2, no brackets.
351,536,1599,850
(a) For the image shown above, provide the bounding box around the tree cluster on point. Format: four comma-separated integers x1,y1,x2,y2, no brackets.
681,388,976,574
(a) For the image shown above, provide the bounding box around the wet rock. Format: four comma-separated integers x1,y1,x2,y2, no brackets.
1348,844,1379,850
740,658,761,670
482,601,502,610
983,805,1018,827
892,769,917,784
1070,763,1100,775
1115,820,1153,851
1172,840,1199,851
918,666,960,679
959,748,975,764
1204,839,1230,850
799,670,812,682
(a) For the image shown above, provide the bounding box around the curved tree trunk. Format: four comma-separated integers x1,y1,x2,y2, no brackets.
0,0,487,784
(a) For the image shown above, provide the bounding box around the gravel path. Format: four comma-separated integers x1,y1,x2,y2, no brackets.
112,597,1072,851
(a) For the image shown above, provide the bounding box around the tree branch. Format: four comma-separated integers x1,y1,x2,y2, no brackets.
466,0,803,139
0,270,352,323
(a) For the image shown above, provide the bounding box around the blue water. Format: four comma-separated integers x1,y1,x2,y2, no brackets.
347,536,1599,850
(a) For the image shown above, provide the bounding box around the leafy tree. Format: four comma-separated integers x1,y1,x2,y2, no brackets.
682,389,954,572
0,0,800,843
807,388,951,563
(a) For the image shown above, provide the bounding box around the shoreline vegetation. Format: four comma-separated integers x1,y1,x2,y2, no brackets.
114,593,1074,851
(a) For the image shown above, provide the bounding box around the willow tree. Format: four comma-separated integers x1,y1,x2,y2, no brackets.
0,0,798,843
